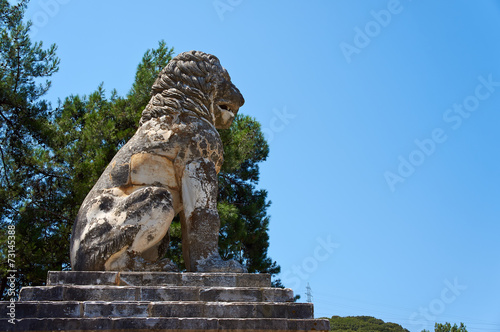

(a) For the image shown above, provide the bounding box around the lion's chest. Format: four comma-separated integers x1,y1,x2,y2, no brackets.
102,119,223,196
165,119,223,172
185,130,223,168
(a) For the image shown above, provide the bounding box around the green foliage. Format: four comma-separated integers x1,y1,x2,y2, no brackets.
0,0,60,297
421,322,467,332
218,115,277,273
328,316,410,332
129,40,173,111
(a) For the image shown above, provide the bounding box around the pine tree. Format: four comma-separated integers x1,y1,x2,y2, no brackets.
0,0,60,297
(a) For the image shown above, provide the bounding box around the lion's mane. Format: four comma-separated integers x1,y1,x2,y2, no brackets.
140,51,230,126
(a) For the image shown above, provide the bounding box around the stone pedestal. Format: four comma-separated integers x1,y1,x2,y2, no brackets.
0,271,329,331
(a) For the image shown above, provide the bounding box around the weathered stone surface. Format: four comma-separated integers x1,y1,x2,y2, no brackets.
287,318,331,331
262,287,296,302
139,287,199,302
0,301,314,320
83,302,150,318
149,302,205,318
0,301,81,318
119,272,180,286
47,271,119,286
18,285,64,302
197,302,313,319
70,51,246,273
7,270,329,331
129,153,178,189
0,317,330,331
199,287,293,303
20,285,294,303
47,271,271,288
235,273,271,288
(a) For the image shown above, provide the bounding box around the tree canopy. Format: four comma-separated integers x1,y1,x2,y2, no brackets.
0,0,61,295
422,322,467,332
328,316,410,332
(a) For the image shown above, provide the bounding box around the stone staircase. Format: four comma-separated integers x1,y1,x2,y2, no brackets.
0,271,329,331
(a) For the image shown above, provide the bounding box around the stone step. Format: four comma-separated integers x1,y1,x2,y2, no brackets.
0,301,314,319
20,285,294,303
47,271,271,288
0,317,330,331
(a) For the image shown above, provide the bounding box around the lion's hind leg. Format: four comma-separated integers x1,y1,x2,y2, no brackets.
73,186,177,271
103,186,177,271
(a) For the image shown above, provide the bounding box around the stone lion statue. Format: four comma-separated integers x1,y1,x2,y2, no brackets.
70,51,246,272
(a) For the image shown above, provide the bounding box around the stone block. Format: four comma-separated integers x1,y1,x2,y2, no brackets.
140,286,199,302
204,302,253,318
64,285,137,301
119,272,181,286
287,318,331,331
200,287,262,302
262,287,294,302
0,301,80,318
114,317,180,330
285,303,314,319
1,300,315,321
19,286,64,301
150,302,204,318
0,301,36,319
236,273,271,287
83,301,150,318
181,273,236,287
9,318,90,331
35,301,80,318
47,271,118,286
255,302,285,319
0,317,330,331
218,318,287,331
176,317,219,331
46,271,271,287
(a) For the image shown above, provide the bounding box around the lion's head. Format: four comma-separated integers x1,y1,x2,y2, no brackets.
140,50,244,129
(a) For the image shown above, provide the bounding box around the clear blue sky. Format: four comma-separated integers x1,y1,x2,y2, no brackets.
24,1,500,331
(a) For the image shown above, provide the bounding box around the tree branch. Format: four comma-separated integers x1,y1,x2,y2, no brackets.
31,201,73,225
0,144,11,188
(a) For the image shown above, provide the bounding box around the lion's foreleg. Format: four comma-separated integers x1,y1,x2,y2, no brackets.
181,159,221,271
181,159,247,273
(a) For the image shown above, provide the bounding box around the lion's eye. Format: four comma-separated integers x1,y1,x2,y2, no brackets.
220,105,230,111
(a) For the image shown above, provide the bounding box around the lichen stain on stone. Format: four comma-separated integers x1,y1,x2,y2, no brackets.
98,196,114,212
